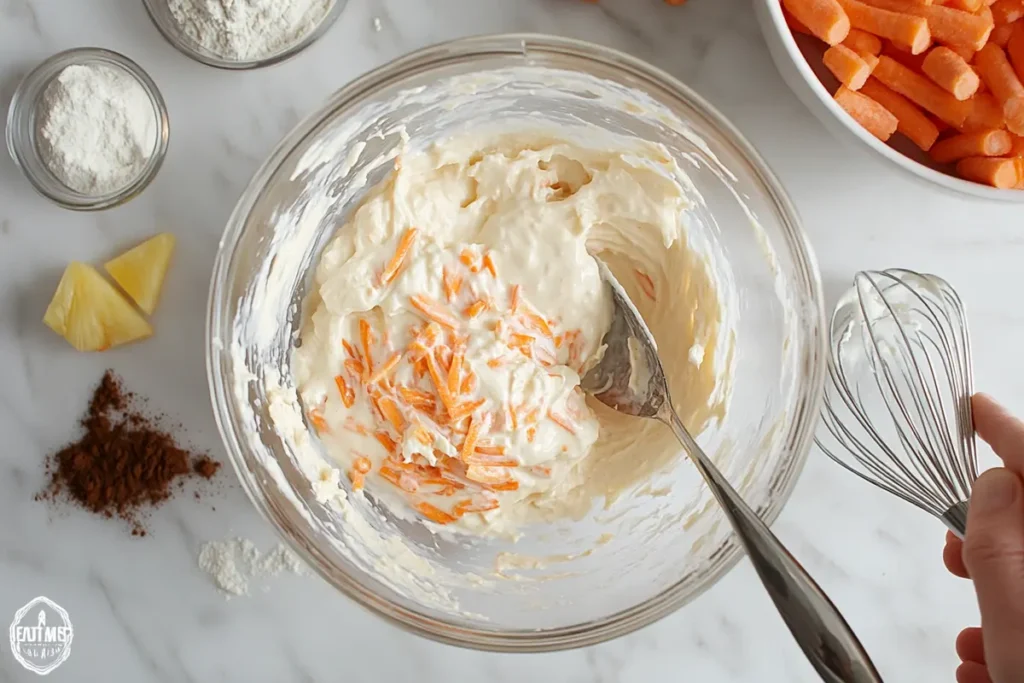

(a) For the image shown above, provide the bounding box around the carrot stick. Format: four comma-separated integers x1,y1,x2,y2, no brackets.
861,77,943,147
835,85,900,138
874,55,973,125
930,128,1013,160
938,0,984,10
380,228,417,285
990,0,1024,24
783,0,852,45
838,0,933,53
956,155,1022,185
961,90,1008,129
922,46,981,98
864,0,995,49
990,21,1016,46
1008,22,1024,76
844,27,886,54
1011,133,1024,154
825,44,877,87
973,43,1024,133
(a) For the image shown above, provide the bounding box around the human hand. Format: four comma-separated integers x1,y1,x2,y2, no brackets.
943,393,1024,683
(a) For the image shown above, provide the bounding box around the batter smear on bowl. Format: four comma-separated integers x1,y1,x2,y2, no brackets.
295,132,727,535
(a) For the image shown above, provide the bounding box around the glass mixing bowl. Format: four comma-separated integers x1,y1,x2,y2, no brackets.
207,34,827,651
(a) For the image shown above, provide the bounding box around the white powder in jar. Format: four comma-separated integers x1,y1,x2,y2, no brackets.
36,63,157,195
168,0,332,61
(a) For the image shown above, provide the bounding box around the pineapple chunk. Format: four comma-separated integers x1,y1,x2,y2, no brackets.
43,262,153,351
104,232,176,315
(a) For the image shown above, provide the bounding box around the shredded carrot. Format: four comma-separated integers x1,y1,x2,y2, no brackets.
509,284,521,313
482,252,497,277
353,456,373,474
410,294,461,329
548,409,578,435
956,155,1022,186
334,375,356,408
475,444,507,455
442,267,463,302
343,358,365,377
399,385,436,411
835,85,901,139
527,426,537,442
343,417,370,435
464,299,488,318
922,46,980,100
342,339,361,361
348,470,365,491
460,371,477,394
376,395,406,432
466,455,519,467
425,351,457,414
487,357,504,369
359,319,375,378
367,352,401,385
837,0,932,54
374,431,398,455
450,398,487,423
413,424,433,445
530,465,552,477
380,466,419,493
489,480,520,492
460,416,483,462
309,408,329,434
459,249,476,269
412,357,429,381
448,346,464,394
453,498,499,515
634,269,657,301
783,0,852,45
825,44,877,89
874,56,971,127
931,128,1013,162
380,227,417,284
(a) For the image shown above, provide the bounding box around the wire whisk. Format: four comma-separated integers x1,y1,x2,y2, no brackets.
816,269,979,538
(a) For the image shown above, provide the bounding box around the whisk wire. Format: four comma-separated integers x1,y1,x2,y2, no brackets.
816,269,978,535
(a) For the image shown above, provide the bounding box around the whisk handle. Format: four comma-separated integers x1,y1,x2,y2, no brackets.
666,410,884,683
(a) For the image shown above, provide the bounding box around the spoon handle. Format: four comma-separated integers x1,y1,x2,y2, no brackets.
666,410,884,683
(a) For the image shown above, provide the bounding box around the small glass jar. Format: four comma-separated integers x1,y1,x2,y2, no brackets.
6,47,170,211
141,0,347,70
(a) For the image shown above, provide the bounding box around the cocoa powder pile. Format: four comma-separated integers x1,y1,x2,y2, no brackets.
38,370,220,536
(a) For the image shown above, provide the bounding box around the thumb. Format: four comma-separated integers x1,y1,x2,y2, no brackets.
962,468,1024,681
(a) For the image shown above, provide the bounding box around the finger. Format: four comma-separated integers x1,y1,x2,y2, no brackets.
962,468,1024,682
945,531,970,578
956,627,986,664
956,661,993,683
972,394,1024,475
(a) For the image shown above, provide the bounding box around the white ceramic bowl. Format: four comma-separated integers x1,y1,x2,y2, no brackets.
754,0,1024,203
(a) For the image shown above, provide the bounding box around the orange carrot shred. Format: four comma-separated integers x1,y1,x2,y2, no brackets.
475,444,507,455
309,408,329,434
635,269,657,301
527,426,537,442
449,398,487,423
359,319,375,379
381,228,418,284
460,371,477,394
374,431,398,455
509,284,521,313
460,416,483,462
410,294,461,329
482,253,497,278
448,346,464,395
425,352,457,413
548,409,578,435
442,267,463,302
376,395,407,432
464,300,488,318
342,339,361,361
353,456,373,474
369,352,402,385
334,375,356,408
343,358,364,377
416,502,457,524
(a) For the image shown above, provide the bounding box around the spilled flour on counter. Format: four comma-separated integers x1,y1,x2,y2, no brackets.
198,538,307,598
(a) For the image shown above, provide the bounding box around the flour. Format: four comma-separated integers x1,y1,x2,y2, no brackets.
168,0,332,61
36,64,156,195
197,538,307,598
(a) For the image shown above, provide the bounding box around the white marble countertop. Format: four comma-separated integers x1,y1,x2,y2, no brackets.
2,0,1021,680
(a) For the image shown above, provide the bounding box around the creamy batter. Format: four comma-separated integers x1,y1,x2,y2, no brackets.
294,131,725,536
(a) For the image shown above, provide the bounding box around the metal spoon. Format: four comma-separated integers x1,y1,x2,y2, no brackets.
581,258,883,683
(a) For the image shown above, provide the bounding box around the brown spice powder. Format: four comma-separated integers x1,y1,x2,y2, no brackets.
38,370,220,536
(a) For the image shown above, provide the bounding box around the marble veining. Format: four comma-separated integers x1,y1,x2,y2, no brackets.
1,0,1021,681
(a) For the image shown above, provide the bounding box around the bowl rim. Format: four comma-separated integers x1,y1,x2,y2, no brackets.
5,47,170,211
140,0,347,70
207,32,829,651
759,1,1024,203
